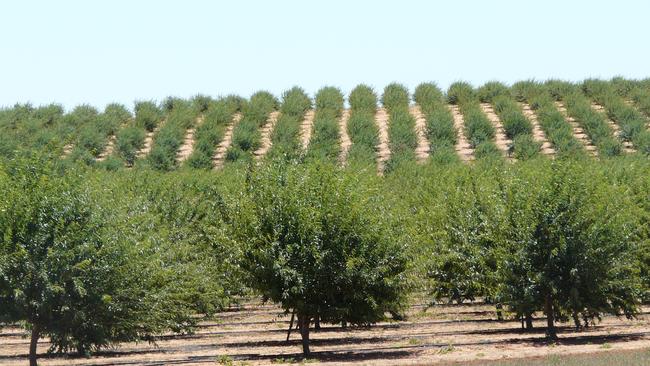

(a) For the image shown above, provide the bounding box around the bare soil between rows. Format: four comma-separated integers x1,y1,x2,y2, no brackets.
2,301,648,366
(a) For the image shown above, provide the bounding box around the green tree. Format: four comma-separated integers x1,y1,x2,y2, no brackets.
226,161,407,356
500,162,644,338
0,156,220,365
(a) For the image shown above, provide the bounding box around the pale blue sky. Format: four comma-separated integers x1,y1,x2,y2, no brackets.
1,0,648,110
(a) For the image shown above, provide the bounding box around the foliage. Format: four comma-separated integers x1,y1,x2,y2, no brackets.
476,81,510,103
491,94,538,160
226,161,407,355
187,97,242,169
134,101,163,132
266,87,312,160
516,82,585,158
0,155,228,365
227,91,278,163
116,126,146,166
306,87,344,163
499,162,643,337
414,83,458,160
582,79,650,155
551,86,622,157
346,84,379,168
382,83,417,172
148,100,199,171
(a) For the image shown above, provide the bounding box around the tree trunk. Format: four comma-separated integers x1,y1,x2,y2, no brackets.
525,313,534,330
572,310,581,330
496,303,503,321
29,325,40,366
298,313,311,356
286,311,295,341
545,294,557,340
314,313,320,330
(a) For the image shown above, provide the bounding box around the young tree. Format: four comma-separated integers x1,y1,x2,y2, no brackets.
0,156,222,365
500,162,644,339
226,161,407,356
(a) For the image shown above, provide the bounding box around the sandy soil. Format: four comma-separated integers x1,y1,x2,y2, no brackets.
448,105,474,162
338,109,351,165
176,116,204,163
409,105,430,162
590,103,636,153
299,110,315,150
519,103,555,156
553,102,598,156
254,111,281,159
375,108,390,174
479,103,513,161
3,301,648,366
213,113,242,169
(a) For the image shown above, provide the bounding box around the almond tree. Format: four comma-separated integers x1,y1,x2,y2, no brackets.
227,161,407,356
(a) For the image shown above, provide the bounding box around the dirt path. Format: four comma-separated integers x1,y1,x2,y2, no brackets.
409,105,430,162
176,116,204,163
3,301,648,366
136,120,166,159
590,103,636,153
375,108,390,174
338,109,351,165
213,113,242,169
480,103,513,160
554,102,598,156
254,111,281,159
96,135,116,161
449,105,474,162
299,110,315,150
519,103,555,156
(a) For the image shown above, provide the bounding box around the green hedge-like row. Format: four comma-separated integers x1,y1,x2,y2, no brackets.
474,81,541,160
266,87,312,161
557,86,622,157
226,91,278,163
187,96,243,169
115,101,164,166
148,99,200,171
583,79,650,155
448,82,499,160
382,83,417,172
346,84,379,168
70,104,132,164
513,81,585,158
413,83,458,163
306,87,344,163
0,103,65,158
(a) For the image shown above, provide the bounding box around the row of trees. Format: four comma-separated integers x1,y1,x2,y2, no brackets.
3,78,647,169
346,84,380,168
413,83,459,163
478,81,542,160
2,153,649,363
386,157,649,338
382,83,418,172
266,87,312,160
447,82,502,159
305,87,345,163
513,81,586,157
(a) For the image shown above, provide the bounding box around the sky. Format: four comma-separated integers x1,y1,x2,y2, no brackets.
1,0,649,110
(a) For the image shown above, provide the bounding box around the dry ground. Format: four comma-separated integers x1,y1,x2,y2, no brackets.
2,300,649,366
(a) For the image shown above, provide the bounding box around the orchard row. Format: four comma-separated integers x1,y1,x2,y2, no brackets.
1,78,649,175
